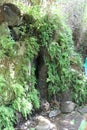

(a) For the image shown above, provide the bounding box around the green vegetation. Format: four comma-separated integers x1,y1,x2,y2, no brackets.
0,2,87,129
0,106,16,130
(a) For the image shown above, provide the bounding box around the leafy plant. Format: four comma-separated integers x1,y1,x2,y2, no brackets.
27,88,40,109
0,75,15,105
33,5,86,105
71,70,87,105
0,106,16,130
36,12,73,96
0,35,15,58
11,83,25,97
25,37,39,60
12,97,32,119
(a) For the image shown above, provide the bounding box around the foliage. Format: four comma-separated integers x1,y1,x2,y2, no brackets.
0,106,16,130
11,83,33,118
47,31,72,96
0,36,15,58
0,5,40,128
12,97,32,119
27,88,40,109
71,70,87,105
29,5,87,105
25,37,39,60
33,10,73,96
11,83,25,97
0,75,14,105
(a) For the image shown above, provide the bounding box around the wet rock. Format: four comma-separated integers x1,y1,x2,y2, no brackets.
49,109,61,118
35,116,57,130
0,3,21,26
58,111,83,130
77,106,87,114
60,101,76,113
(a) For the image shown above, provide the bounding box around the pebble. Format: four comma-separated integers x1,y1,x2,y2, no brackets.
49,109,61,118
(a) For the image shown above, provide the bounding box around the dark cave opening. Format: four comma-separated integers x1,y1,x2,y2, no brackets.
35,49,48,99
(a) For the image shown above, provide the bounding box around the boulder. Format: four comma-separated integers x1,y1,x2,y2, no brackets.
60,101,76,113
36,116,57,130
0,3,21,26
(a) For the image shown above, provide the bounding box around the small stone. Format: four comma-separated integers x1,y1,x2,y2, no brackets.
49,109,61,118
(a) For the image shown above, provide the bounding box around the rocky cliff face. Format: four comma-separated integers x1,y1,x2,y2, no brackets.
0,3,28,105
